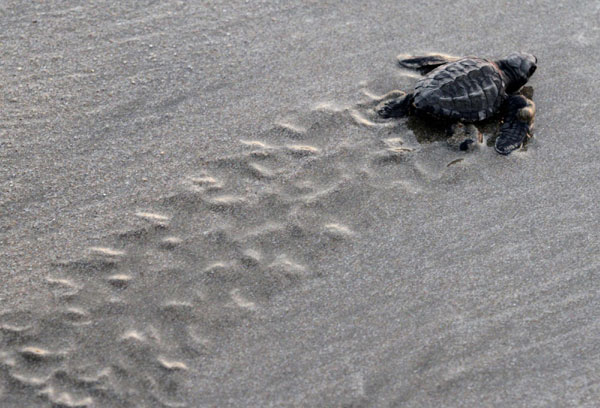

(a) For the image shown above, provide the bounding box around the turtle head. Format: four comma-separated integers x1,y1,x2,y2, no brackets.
496,53,537,93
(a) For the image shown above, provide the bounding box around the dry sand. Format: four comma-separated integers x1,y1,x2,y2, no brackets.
2,0,600,406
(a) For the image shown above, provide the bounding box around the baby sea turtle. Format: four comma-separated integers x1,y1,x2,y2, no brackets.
376,53,537,154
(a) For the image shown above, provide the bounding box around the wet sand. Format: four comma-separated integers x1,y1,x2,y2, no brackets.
2,0,600,406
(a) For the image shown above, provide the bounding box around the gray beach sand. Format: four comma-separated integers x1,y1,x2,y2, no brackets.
2,0,600,406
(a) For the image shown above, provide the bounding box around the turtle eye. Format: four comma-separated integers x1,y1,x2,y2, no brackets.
528,65,536,76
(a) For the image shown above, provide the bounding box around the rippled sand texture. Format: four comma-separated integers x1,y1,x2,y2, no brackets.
3,0,600,407
0,81,502,406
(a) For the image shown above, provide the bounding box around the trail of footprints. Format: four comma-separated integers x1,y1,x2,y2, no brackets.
0,90,477,407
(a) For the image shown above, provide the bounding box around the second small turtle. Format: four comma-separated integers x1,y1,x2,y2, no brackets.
376,53,537,154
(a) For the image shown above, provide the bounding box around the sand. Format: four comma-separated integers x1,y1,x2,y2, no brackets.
2,0,600,406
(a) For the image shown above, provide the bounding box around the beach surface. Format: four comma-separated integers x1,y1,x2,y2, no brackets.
2,0,600,406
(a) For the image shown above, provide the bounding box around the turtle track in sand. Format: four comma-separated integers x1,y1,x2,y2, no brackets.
0,84,499,407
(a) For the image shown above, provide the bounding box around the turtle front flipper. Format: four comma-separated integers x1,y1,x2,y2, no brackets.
376,92,414,118
495,95,535,155
397,54,461,75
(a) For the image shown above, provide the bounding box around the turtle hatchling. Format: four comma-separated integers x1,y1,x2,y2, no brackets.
376,53,537,154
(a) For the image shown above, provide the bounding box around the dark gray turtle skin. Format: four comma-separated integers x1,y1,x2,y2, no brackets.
377,53,537,154
495,94,536,154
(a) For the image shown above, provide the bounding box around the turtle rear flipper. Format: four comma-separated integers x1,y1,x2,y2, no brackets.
447,123,483,151
397,54,461,75
376,92,414,118
495,95,535,155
